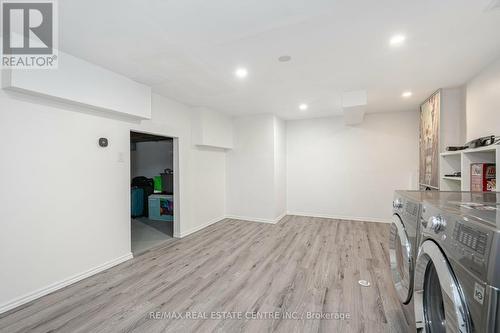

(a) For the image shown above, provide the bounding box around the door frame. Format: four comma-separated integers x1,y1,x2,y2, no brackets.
129,129,180,239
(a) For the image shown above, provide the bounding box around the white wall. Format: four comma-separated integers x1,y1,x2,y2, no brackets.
141,101,229,235
225,114,286,222
0,71,228,313
0,84,131,313
191,146,226,234
192,107,233,149
274,117,287,218
466,57,500,141
134,95,227,238
131,140,173,179
286,111,419,222
440,87,467,150
226,115,276,221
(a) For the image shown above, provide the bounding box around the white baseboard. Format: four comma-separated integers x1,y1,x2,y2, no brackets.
0,252,133,315
176,216,226,238
287,212,391,224
225,212,286,224
274,212,287,223
175,212,288,238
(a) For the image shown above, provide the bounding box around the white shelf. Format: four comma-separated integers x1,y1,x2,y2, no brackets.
442,176,462,181
440,150,462,157
440,145,500,157
439,145,499,192
462,145,499,154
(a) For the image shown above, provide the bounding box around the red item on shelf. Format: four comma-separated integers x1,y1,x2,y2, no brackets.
471,163,496,192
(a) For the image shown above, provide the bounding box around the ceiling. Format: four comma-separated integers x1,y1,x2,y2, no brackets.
59,0,500,119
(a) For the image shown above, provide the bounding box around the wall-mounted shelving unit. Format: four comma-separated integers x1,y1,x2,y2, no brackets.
439,145,499,192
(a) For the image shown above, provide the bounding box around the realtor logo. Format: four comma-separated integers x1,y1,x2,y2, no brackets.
1,0,58,68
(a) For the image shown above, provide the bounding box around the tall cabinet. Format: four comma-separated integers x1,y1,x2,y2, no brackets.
419,87,466,190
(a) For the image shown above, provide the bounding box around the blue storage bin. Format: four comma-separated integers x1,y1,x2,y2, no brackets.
148,194,174,222
131,187,144,217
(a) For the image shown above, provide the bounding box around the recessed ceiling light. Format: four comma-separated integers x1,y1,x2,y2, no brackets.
278,55,292,62
390,34,406,46
299,103,308,111
402,91,413,98
234,67,248,79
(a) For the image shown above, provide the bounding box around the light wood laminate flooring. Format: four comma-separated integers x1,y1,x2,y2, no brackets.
0,216,409,333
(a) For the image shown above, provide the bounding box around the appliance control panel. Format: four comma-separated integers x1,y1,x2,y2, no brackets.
452,223,488,255
393,195,420,219
393,196,420,231
405,201,419,218
449,225,490,279
421,204,492,280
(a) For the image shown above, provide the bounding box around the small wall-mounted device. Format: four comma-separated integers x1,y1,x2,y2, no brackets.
98,138,109,147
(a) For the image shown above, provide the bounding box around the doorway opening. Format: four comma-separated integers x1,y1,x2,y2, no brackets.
130,131,175,255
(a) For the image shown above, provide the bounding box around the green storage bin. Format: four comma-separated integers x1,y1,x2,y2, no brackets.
153,176,163,193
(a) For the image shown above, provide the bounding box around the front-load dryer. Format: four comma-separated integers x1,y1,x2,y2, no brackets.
390,191,425,330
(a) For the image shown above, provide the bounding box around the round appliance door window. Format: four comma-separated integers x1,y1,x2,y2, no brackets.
389,214,413,304
413,240,471,333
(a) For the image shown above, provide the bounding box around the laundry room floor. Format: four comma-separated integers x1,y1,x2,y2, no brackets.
0,216,409,333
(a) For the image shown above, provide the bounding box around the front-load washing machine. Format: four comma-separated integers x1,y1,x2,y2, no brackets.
414,195,500,332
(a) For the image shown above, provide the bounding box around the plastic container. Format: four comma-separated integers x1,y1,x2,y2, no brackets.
153,176,163,193
148,194,174,221
161,169,173,194
131,187,144,217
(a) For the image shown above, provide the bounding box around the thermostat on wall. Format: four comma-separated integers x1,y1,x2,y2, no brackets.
98,138,109,147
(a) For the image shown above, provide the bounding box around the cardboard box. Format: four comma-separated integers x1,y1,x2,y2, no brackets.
471,163,496,192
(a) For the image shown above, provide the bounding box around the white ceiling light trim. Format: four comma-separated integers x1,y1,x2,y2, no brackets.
389,34,406,46
234,67,248,79
401,91,413,98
